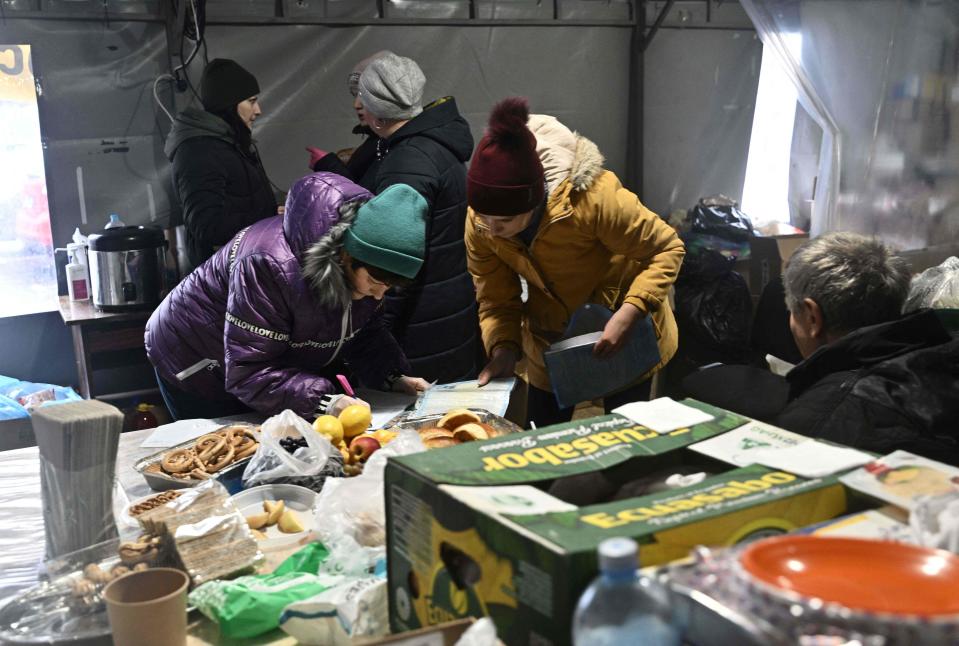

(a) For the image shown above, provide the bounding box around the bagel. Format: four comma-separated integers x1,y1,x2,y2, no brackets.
452,422,492,442
436,408,482,431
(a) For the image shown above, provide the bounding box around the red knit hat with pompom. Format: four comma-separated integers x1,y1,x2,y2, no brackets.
467,97,545,216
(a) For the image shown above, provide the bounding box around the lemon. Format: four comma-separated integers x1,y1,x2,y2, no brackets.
313,415,344,445
339,404,372,439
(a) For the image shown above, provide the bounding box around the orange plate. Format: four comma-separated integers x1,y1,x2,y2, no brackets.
740,536,959,617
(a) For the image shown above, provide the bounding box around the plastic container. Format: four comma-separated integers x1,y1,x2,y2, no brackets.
572,537,681,646
231,483,316,551
65,251,90,302
132,403,158,431
104,213,125,229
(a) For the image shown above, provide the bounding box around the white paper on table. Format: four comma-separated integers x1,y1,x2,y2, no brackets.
354,388,417,429
748,440,873,478
840,450,959,511
140,418,223,448
413,378,515,417
611,397,714,434
689,420,809,467
440,484,576,517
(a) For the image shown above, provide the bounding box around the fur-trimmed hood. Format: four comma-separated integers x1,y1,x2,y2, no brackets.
528,114,605,195
282,172,372,310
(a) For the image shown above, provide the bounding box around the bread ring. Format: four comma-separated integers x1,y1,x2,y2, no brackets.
234,441,258,460
204,443,235,472
190,467,212,480
195,433,227,462
234,432,256,451
161,448,195,474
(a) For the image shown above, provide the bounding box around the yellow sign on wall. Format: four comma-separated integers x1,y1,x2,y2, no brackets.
0,45,36,104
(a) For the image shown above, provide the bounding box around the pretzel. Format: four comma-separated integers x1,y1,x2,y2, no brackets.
196,433,228,463
203,443,235,472
161,448,195,474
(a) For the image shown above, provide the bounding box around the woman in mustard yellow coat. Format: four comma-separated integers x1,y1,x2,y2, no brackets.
465,98,685,427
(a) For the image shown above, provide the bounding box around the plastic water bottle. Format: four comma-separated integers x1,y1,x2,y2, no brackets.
572,537,681,646
105,213,125,229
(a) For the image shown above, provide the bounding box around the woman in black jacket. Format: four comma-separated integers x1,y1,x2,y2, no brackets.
165,59,277,268
311,53,480,384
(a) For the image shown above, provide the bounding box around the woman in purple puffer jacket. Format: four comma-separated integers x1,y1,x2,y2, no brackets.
146,173,431,420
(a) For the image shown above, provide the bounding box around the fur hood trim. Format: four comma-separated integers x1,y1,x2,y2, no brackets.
569,134,604,193
301,200,362,310
528,113,605,195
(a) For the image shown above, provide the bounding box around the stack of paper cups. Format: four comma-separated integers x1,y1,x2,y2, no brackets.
31,399,124,558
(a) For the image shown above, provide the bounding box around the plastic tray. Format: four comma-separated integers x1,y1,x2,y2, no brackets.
385,407,521,438
231,484,316,552
134,423,259,494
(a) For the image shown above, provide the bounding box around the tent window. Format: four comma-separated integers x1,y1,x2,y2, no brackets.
0,45,56,318
741,33,802,228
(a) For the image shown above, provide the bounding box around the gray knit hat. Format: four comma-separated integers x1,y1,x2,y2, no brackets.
348,50,392,97
357,53,426,121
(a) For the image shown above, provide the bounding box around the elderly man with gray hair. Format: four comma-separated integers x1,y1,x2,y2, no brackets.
775,232,959,463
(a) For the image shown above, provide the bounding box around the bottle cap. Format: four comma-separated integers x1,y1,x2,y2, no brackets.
598,537,639,573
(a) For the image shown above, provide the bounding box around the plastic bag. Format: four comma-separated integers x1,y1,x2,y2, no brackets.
0,375,81,420
675,249,753,365
189,570,329,638
454,618,499,646
278,574,388,644
312,430,426,575
903,256,959,312
242,409,343,492
136,479,260,586
910,491,959,553
686,196,755,242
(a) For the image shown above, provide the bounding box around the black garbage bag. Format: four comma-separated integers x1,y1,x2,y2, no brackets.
663,248,754,398
687,198,754,242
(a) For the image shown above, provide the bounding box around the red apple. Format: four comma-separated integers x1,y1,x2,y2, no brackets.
349,435,382,462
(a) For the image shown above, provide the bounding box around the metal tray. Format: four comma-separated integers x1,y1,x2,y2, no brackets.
385,407,522,438
134,423,260,494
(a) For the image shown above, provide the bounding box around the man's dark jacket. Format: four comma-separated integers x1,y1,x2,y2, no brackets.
775,309,959,464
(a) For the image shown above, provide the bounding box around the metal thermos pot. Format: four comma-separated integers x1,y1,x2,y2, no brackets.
87,226,167,311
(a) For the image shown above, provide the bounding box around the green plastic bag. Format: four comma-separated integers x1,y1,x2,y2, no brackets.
188,542,331,638
274,541,330,575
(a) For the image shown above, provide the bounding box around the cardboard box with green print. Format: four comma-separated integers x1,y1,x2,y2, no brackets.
384,401,855,646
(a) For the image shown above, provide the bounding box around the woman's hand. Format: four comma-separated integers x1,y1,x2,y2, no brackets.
392,376,432,394
593,303,643,358
330,395,369,416
477,345,518,386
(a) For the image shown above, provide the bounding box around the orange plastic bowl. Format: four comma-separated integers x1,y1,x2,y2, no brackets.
740,535,959,617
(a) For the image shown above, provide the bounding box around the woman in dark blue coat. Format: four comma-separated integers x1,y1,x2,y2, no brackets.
312,53,481,384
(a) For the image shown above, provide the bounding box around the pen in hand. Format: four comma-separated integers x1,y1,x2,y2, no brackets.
335,374,355,397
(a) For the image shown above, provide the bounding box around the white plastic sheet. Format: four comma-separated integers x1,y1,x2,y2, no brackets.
740,0,959,248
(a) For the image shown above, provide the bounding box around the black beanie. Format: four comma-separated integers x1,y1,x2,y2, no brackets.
200,59,260,112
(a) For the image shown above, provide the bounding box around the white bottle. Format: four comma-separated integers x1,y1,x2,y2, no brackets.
105,213,125,229
66,248,90,302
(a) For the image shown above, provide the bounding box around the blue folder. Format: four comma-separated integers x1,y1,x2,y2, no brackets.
543,304,661,409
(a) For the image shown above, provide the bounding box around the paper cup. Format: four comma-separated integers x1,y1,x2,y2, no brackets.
103,568,189,646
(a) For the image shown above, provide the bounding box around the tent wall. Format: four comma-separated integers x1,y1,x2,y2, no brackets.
6,18,634,248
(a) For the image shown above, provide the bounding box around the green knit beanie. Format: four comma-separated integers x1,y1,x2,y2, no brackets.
344,184,428,279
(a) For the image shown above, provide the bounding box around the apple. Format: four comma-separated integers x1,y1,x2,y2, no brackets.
349,435,382,462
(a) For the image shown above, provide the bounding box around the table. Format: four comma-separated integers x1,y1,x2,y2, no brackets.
56,296,155,400
0,426,296,644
